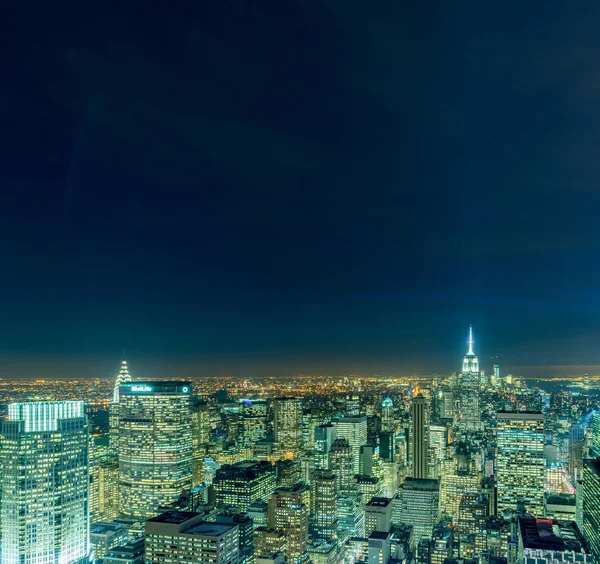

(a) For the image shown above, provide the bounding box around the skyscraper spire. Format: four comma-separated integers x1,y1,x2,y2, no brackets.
467,324,474,356
113,359,132,403
461,325,479,375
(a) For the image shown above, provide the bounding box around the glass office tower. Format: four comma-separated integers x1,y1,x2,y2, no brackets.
118,381,193,519
1,401,92,564
496,410,545,516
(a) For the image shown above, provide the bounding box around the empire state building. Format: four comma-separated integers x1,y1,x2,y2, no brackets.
458,325,482,431
461,325,479,376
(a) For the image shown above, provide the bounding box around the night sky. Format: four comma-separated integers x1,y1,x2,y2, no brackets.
2,2,600,379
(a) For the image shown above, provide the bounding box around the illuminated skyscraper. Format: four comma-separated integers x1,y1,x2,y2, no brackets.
496,411,545,516
273,398,303,457
99,455,120,521
334,416,368,474
329,438,354,493
428,424,447,479
268,484,310,564
213,460,276,511
582,458,600,560
458,326,482,431
192,399,210,486
314,424,336,470
394,478,440,547
337,493,365,541
381,397,394,432
591,412,600,458
311,470,338,542
118,381,193,519
410,396,429,479
1,401,92,564
241,398,267,448
89,437,100,523
109,359,132,457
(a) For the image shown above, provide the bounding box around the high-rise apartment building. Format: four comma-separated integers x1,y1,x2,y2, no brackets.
213,460,276,511
118,381,193,519
496,411,545,517
311,470,338,542
334,416,368,474
273,398,303,457
410,396,429,479
582,458,600,560
1,401,93,564
145,511,240,564
268,484,310,564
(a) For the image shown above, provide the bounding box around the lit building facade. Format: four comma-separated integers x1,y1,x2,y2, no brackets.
118,381,193,519
213,460,276,511
334,416,368,474
394,478,440,547
582,458,600,560
329,438,354,493
458,326,482,431
314,424,336,470
311,470,338,542
364,497,393,536
145,511,240,564
268,484,310,564
1,401,92,564
496,411,545,517
109,360,132,457
273,397,303,457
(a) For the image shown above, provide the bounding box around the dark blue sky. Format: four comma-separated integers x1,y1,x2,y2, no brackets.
2,2,600,378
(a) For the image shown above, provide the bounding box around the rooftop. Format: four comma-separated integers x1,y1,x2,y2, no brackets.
519,518,589,554
91,522,124,534
148,511,199,524
366,497,393,507
184,521,237,536
369,531,392,540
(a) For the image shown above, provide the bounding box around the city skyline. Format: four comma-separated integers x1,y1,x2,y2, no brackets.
1,325,599,380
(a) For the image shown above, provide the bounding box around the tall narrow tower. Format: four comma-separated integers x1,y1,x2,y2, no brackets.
410,396,429,479
459,326,482,431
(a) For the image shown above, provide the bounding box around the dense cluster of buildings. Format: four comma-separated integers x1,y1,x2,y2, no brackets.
1,330,600,564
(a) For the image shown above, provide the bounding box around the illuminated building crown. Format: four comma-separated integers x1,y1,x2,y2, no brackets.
461,325,479,375
113,359,132,402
